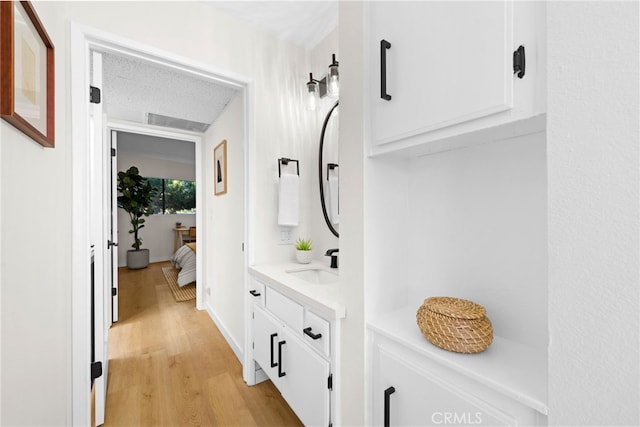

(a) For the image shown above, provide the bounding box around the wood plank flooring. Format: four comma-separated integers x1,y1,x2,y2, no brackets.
105,261,302,426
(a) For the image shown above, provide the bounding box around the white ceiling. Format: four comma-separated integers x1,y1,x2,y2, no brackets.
207,1,338,49
117,131,196,165
102,53,239,132
104,1,337,161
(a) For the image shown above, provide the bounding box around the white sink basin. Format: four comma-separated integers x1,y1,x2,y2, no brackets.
286,267,338,285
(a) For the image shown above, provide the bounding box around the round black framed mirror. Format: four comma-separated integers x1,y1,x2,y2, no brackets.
319,101,339,238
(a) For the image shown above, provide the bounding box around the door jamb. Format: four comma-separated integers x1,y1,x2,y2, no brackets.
106,120,203,306
70,22,254,426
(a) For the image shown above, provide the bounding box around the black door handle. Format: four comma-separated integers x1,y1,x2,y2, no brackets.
249,290,261,297
270,333,278,367
278,340,287,377
303,327,322,340
107,240,118,249
384,386,395,427
380,39,392,101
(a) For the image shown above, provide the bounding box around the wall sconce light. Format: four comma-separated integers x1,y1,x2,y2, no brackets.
306,72,326,111
306,53,339,110
327,54,339,98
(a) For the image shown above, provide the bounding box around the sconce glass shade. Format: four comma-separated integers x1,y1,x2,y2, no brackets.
306,75,318,111
327,54,339,98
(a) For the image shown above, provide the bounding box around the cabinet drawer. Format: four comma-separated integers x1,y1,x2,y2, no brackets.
248,278,265,306
303,310,331,357
266,287,303,331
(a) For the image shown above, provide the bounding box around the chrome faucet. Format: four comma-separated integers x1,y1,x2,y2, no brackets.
325,248,339,269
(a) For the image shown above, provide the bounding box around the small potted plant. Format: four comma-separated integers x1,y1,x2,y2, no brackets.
294,237,314,264
117,166,156,269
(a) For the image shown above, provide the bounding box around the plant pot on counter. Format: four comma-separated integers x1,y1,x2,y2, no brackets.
295,249,313,264
127,249,150,269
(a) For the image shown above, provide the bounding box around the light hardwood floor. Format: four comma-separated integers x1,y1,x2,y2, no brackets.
104,261,302,426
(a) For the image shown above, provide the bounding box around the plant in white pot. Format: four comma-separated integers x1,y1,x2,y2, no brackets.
117,166,156,269
294,238,314,264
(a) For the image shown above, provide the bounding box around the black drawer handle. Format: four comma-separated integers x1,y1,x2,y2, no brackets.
278,340,287,377
384,386,395,427
303,327,322,340
380,39,392,101
270,333,278,368
249,290,261,297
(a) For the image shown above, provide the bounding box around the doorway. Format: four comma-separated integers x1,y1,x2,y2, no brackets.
71,24,253,426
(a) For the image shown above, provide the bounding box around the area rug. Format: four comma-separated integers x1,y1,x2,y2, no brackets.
161,266,196,302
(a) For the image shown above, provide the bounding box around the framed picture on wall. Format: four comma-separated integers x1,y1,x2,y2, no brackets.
214,139,227,195
0,1,55,148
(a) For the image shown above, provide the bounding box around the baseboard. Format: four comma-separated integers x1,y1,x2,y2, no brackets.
118,256,171,268
255,367,268,384
205,303,244,364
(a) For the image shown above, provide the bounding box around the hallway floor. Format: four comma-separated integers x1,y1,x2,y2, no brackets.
104,261,302,426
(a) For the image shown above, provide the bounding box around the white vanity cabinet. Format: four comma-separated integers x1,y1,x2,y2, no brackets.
367,1,545,157
253,304,331,427
246,267,343,427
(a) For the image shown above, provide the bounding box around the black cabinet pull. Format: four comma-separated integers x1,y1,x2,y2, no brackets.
278,340,287,377
270,333,278,368
513,45,526,79
249,290,261,297
380,39,392,101
303,327,322,340
384,386,395,427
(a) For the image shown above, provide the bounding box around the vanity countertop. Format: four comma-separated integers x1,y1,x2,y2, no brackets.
249,261,346,320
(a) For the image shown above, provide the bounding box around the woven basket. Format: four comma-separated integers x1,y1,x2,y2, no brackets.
416,296,493,354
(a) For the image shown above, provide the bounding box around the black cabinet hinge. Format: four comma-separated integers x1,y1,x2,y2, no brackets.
513,45,525,79
328,373,333,390
111,148,116,157
90,86,101,104
112,287,117,297
91,361,103,381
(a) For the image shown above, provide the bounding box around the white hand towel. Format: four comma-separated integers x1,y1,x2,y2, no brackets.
327,175,339,225
278,172,300,226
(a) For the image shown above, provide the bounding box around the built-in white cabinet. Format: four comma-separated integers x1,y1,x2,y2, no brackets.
367,1,545,157
247,271,341,427
369,310,547,426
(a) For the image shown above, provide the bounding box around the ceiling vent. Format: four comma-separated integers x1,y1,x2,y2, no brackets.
147,113,211,133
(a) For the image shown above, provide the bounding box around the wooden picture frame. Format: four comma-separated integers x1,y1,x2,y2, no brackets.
214,139,227,195
0,1,55,148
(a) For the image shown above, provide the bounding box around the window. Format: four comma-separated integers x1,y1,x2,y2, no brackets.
147,178,196,214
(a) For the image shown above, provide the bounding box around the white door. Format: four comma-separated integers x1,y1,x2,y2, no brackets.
279,327,331,427
90,50,109,426
110,130,119,322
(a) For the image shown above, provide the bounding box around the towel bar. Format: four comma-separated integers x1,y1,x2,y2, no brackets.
278,157,300,177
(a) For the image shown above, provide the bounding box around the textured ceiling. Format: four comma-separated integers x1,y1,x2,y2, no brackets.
117,131,195,165
102,53,239,131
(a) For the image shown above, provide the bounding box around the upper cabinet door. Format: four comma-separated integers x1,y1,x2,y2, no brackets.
368,1,521,153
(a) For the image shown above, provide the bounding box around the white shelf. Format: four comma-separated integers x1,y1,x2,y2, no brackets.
367,306,548,415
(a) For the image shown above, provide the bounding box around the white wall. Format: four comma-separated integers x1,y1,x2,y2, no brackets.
547,2,639,425
1,1,311,424
116,150,196,266
338,2,366,425
0,1,71,424
408,132,548,349
203,94,245,356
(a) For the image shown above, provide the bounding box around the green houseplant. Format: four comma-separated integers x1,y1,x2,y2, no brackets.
294,237,313,264
117,166,156,269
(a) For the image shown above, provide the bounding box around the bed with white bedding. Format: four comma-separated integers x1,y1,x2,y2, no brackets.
172,243,196,286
